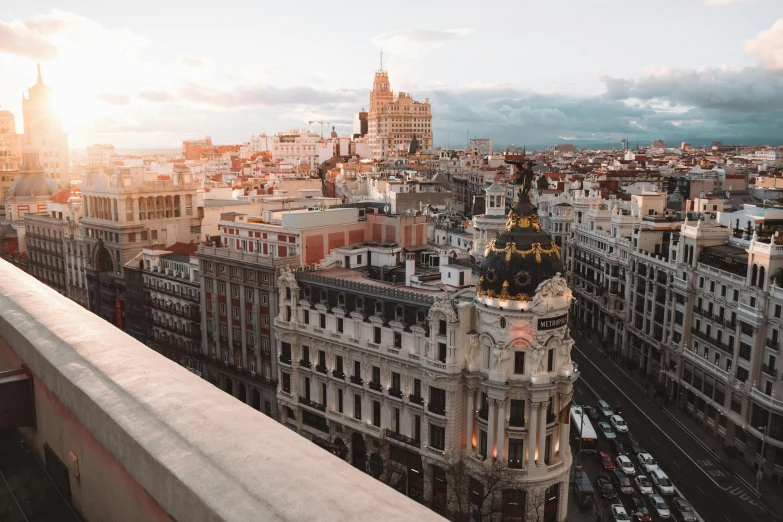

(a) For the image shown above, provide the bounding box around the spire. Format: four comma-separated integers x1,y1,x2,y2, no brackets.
379,47,384,72
36,62,42,84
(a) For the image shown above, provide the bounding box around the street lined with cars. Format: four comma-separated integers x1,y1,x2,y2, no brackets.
570,329,771,522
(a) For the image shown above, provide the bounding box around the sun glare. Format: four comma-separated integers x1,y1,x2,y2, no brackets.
53,81,109,133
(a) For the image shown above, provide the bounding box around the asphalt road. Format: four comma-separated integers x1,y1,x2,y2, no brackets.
569,328,771,522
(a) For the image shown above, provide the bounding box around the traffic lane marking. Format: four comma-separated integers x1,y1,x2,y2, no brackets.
573,339,768,516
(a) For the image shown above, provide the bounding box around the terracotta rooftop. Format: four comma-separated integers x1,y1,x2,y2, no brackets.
49,188,80,204
166,242,199,256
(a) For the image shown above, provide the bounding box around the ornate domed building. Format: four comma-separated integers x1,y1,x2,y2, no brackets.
5,147,56,222
467,187,576,520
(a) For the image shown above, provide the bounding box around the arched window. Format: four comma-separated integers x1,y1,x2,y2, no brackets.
759,266,765,289
751,264,758,286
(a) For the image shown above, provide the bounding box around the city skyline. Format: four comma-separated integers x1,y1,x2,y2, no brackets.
0,0,782,149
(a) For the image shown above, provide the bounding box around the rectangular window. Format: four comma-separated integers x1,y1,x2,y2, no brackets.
508,441,524,469
319,314,326,329
430,387,446,414
413,414,421,441
392,372,401,392
337,317,344,333
413,378,421,398
374,327,381,344
301,345,310,365
232,306,239,319
354,394,362,420
246,289,253,301
335,355,343,374
354,360,361,379
547,349,554,372
510,400,525,426
281,372,290,393
394,331,402,348
372,365,381,384
776,304,782,319
304,310,310,324
739,343,751,360
338,389,343,413
514,352,525,374
439,320,447,335
438,343,447,363
479,429,488,457
430,425,445,450
372,400,381,427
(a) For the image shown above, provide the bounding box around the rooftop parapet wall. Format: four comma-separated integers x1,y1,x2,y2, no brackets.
0,259,443,522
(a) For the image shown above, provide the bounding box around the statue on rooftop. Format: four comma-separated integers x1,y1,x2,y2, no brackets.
505,159,537,196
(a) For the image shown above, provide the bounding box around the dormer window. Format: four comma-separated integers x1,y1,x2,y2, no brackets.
375,301,383,314
395,305,404,318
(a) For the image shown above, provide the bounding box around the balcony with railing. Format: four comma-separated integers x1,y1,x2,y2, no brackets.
0,259,440,522
762,364,778,379
385,429,420,448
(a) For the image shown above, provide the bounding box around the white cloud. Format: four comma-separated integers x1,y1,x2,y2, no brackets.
371,29,472,56
745,18,783,70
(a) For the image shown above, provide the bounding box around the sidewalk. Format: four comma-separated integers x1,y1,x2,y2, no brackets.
661,400,783,515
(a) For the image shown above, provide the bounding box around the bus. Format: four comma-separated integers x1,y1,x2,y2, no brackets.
570,404,598,454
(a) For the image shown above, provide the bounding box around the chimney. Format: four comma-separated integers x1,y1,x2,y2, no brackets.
405,253,416,286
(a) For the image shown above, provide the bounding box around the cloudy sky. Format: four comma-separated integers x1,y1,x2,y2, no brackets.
1,0,782,150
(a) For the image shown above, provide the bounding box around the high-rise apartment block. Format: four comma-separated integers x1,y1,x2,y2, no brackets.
22,65,70,188
367,68,432,160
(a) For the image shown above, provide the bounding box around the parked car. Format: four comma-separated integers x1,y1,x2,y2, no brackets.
610,414,629,433
610,469,634,495
649,469,675,496
626,435,644,454
598,451,616,470
596,475,617,500
630,496,651,522
598,399,614,417
634,475,654,495
616,455,636,476
636,452,659,473
611,503,631,522
613,440,628,456
583,405,601,422
598,422,617,440
650,494,670,519
671,497,697,522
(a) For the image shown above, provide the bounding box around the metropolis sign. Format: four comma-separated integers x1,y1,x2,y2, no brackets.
537,314,568,331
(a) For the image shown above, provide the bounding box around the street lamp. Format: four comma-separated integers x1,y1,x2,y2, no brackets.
756,425,768,496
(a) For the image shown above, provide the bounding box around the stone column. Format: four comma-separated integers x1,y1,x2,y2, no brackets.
486,400,496,459
537,401,548,466
560,407,570,457
496,398,506,462
527,402,538,467
466,390,475,452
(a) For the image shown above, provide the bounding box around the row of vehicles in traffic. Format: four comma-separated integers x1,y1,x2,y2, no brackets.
570,402,699,521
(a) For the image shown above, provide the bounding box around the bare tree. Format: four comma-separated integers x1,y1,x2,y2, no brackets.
528,487,548,522
441,449,513,522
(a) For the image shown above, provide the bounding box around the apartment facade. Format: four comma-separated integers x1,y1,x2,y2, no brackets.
567,191,783,483
80,167,203,324
0,110,21,202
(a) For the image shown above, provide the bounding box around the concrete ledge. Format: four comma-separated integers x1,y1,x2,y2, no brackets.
0,259,442,522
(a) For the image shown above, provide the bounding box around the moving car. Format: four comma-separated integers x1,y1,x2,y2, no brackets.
598,399,614,417
650,494,670,519
610,469,634,495
595,475,617,500
583,405,601,422
598,422,616,440
630,497,651,522
616,455,636,476
634,475,654,495
611,503,631,522
598,451,615,470
636,452,658,473
610,414,629,433
671,497,697,522
613,440,628,455
649,469,675,495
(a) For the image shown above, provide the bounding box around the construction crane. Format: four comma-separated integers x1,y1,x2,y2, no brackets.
308,120,353,138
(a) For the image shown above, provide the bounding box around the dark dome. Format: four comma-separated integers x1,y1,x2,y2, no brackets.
536,175,549,190
8,149,55,198
408,134,419,155
477,190,563,301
